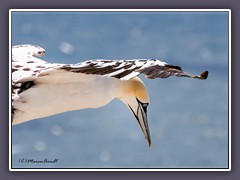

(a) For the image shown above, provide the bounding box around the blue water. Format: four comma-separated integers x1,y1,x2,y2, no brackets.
11,11,229,169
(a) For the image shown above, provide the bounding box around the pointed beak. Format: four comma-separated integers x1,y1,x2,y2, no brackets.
128,98,151,147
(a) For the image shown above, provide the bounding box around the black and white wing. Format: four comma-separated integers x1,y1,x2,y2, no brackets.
12,44,208,99
61,59,208,81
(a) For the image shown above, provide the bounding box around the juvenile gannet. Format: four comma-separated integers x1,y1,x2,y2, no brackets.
12,44,208,146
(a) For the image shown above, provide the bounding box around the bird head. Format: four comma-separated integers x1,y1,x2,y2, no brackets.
118,77,151,147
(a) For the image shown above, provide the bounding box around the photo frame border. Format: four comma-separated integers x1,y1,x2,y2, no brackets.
9,9,231,172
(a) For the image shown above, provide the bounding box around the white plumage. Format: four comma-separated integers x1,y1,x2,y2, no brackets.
12,44,208,146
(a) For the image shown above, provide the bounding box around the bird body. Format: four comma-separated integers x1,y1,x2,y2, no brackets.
13,73,116,123
13,71,144,124
12,44,208,146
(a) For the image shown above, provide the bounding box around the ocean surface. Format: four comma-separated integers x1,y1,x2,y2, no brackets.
11,11,229,169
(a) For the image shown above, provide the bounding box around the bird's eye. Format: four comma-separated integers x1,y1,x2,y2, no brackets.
136,98,149,108
142,103,149,108
141,103,149,113
136,98,149,110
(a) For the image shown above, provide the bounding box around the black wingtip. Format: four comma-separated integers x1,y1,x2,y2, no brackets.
200,71,208,79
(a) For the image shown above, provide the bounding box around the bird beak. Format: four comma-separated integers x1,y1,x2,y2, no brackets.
128,98,151,147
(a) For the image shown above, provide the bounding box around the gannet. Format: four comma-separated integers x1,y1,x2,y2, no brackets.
12,44,208,146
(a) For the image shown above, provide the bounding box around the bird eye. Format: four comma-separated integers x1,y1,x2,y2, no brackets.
141,103,148,113
136,98,149,108
142,103,149,108
136,98,149,111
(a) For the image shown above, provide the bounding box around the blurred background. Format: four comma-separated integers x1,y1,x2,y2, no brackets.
11,11,229,169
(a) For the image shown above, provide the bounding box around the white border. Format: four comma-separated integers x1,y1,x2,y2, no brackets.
9,9,231,12
228,9,231,171
9,9,231,172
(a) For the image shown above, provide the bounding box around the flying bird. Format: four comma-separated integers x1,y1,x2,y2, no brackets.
12,44,208,146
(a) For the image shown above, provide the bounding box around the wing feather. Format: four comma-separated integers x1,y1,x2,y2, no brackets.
60,59,208,80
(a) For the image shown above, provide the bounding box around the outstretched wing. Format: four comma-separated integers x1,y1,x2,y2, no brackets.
61,59,208,81
12,44,208,99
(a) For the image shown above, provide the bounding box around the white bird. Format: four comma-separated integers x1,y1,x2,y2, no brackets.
12,44,208,146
